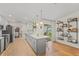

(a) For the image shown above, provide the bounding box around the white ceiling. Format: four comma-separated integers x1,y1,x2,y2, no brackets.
0,3,79,23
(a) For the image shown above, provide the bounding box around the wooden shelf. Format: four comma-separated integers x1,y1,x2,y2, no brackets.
68,28,78,32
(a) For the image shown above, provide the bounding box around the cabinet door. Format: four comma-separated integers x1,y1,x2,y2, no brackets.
37,39,46,55
32,39,36,52
0,38,4,52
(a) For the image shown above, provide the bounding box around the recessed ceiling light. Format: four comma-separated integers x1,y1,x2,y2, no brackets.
40,22,43,25
8,14,12,17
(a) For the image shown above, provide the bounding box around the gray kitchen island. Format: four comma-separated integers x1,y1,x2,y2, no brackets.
25,33,49,55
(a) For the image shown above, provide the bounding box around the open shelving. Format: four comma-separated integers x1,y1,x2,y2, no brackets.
57,21,64,40
67,18,78,43
57,18,78,44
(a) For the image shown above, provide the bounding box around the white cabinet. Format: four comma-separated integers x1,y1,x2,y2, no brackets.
0,37,4,52
25,34,49,55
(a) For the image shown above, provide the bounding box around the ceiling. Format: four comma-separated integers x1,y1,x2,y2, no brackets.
0,3,79,23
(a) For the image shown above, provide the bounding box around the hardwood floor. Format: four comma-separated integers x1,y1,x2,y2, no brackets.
1,38,79,56
46,41,79,56
1,38,36,56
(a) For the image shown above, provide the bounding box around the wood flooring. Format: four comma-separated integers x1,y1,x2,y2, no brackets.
1,38,36,56
46,41,79,56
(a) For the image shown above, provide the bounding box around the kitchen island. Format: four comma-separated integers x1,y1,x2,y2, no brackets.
25,33,49,55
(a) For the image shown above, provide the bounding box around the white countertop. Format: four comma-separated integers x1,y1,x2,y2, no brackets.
0,37,4,40
31,35,49,39
25,33,49,39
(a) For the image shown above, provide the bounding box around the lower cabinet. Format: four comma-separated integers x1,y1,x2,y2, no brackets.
2,34,10,50
36,39,47,55
0,37,4,52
